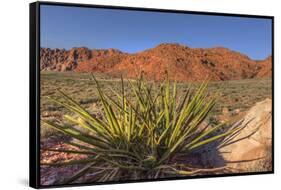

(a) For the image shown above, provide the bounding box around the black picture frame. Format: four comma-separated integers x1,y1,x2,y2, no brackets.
30,1,274,189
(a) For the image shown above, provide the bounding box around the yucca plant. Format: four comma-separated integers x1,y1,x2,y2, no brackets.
42,75,243,184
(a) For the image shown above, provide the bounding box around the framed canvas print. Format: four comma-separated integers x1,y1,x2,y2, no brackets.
29,1,274,188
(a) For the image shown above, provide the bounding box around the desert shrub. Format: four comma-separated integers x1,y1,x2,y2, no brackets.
42,76,243,184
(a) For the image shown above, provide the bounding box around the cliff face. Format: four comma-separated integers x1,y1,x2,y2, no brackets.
40,43,272,81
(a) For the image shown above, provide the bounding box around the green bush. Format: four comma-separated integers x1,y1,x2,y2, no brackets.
42,76,242,184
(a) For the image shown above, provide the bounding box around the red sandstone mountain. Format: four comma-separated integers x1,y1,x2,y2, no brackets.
40,43,272,81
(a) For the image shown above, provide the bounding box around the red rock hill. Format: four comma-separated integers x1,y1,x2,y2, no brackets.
40,43,272,81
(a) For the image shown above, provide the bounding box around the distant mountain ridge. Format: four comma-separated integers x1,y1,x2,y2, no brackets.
40,43,272,81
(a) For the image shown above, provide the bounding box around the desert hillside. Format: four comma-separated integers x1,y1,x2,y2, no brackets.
256,56,272,77
40,43,272,81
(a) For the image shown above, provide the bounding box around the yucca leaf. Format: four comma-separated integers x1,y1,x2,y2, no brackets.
41,157,97,166
184,122,225,149
63,161,98,184
42,148,95,155
42,121,110,149
47,96,113,138
188,126,242,150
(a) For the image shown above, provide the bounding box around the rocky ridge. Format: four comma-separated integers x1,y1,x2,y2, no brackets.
40,43,272,81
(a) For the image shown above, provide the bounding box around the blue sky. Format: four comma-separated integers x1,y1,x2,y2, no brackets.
40,5,272,60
